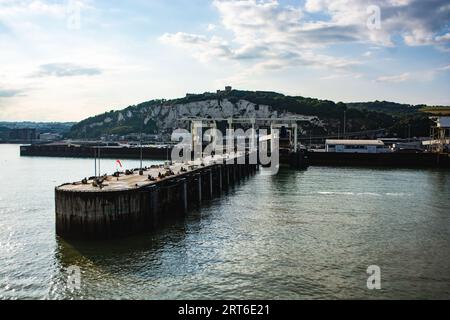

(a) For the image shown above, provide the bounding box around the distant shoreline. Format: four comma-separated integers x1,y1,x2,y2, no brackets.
0,141,32,144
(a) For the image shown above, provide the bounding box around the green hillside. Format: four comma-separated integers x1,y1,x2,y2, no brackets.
346,101,423,116
69,90,443,139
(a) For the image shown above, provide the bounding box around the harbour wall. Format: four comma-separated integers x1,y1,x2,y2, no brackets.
308,152,450,168
23,144,450,168
55,161,258,240
21,144,171,160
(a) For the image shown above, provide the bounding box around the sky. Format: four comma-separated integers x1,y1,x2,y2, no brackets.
0,0,449,122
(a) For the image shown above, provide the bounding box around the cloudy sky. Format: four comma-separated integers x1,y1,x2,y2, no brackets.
0,0,449,121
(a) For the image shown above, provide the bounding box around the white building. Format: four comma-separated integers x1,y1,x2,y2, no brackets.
435,116,450,128
325,140,390,153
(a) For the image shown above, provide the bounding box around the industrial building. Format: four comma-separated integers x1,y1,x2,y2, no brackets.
325,139,391,153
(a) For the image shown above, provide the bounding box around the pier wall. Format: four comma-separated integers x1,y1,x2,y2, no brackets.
308,152,450,168
22,144,171,160
55,161,258,240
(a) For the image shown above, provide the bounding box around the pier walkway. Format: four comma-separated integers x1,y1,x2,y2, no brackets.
56,152,258,239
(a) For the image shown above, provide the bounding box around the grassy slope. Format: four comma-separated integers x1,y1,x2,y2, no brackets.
69,90,444,139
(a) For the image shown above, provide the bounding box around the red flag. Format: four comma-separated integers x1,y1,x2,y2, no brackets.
116,160,123,168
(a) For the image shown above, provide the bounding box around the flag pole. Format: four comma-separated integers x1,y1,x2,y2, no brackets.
94,147,97,177
98,147,101,176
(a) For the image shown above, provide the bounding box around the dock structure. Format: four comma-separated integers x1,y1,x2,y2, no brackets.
55,117,314,240
55,152,258,239
422,108,450,153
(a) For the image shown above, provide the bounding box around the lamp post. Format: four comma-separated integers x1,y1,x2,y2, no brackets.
139,113,144,175
98,147,101,176
94,147,97,177
408,124,411,142
309,130,312,147
343,110,347,137
139,109,152,175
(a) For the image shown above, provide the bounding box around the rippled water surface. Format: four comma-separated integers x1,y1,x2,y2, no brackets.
1,144,449,299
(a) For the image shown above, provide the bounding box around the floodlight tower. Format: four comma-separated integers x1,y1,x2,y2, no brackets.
190,119,218,159
422,108,450,153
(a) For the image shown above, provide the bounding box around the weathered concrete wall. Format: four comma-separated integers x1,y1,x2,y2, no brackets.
22,144,171,160
56,162,258,240
307,152,450,168
55,189,153,239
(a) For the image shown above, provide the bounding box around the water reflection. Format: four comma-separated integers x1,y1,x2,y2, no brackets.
51,215,191,299
1,144,450,300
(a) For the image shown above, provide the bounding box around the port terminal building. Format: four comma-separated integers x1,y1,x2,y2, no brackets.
325,139,391,153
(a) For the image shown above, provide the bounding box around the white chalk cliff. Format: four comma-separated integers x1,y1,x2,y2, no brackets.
86,99,322,134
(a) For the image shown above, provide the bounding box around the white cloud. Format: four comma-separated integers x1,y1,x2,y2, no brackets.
435,33,450,43
376,72,412,83
0,0,65,17
301,0,450,47
159,32,233,62
1,0,448,120
375,65,449,84
0,87,23,98
321,72,363,80
304,0,325,13
31,63,102,77
0,0,94,34
437,65,450,71
160,0,360,75
160,0,449,83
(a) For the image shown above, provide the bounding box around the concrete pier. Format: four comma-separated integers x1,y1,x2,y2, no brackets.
55,153,258,239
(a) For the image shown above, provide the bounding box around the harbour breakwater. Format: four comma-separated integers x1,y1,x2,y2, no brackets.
308,152,450,168
21,144,171,160
22,144,450,168
55,153,258,240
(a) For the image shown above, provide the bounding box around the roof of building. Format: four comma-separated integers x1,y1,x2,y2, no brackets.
326,140,385,146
